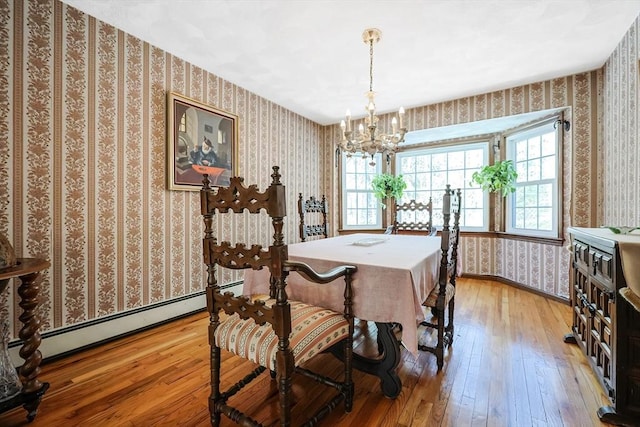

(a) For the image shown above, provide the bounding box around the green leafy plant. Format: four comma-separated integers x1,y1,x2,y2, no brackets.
371,173,407,208
470,160,518,197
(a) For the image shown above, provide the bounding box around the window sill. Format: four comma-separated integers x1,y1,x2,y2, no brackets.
337,228,387,235
337,229,565,246
461,231,564,246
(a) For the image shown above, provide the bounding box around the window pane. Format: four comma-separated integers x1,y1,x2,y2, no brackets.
524,185,538,207
515,207,525,228
540,156,555,179
447,170,465,189
538,208,553,230
527,159,540,181
466,168,481,188
538,183,552,206
357,209,368,224
367,193,378,208
415,191,430,203
465,209,483,227
448,152,464,170
516,161,527,183
416,155,430,171
465,188,483,209
527,136,541,158
432,172,447,190
345,173,356,188
515,187,525,207
346,209,357,225
524,208,537,229
466,149,484,168
432,153,447,171
516,140,528,162
416,173,430,189
400,156,415,173
541,132,555,156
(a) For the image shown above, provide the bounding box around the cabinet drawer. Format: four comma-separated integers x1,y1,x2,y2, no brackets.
589,248,614,289
574,241,589,270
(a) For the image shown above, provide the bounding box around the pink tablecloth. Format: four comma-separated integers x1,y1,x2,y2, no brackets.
243,233,442,356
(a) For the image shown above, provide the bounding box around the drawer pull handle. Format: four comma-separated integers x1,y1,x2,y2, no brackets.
580,294,596,316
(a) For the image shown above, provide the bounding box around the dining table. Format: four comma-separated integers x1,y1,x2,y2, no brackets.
243,233,443,398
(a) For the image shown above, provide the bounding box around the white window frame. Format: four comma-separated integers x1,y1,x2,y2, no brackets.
505,119,561,238
395,142,490,231
340,153,383,230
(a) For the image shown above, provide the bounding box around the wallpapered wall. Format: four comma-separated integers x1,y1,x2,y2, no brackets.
0,0,331,336
325,70,602,299
1,0,634,339
602,15,639,226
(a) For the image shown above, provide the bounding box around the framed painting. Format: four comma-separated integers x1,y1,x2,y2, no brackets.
167,92,238,190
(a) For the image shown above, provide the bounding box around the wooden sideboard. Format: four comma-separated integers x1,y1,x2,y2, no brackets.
565,228,640,425
0,258,50,422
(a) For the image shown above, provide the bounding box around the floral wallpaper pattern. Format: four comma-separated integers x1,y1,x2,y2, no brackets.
0,0,327,337
602,16,639,226
1,0,636,340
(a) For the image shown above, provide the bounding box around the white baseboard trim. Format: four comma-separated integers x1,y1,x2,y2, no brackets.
8,281,243,366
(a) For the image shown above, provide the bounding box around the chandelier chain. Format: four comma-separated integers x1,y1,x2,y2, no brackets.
369,38,374,93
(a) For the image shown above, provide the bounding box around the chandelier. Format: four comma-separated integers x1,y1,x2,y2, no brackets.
338,28,406,166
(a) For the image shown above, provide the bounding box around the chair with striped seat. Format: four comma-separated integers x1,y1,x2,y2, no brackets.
201,166,357,427
418,185,461,370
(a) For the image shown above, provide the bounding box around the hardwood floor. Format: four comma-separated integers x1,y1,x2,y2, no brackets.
0,278,617,426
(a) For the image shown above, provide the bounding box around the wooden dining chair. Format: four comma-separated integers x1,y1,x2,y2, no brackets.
201,166,357,427
392,198,435,235
418,185,461,370
298,193,329,241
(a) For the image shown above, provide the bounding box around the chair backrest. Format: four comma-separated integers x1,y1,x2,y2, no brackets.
393,198,434,234
200,166,289,335
438,186,462,288
298,193,329,241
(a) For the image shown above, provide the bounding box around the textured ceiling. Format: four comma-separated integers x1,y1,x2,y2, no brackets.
61,0,640,125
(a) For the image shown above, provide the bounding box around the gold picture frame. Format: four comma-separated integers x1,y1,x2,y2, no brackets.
167,92,238,190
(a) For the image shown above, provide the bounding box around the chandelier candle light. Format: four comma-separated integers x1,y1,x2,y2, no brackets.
339,28,406,166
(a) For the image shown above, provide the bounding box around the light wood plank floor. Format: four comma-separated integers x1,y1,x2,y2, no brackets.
0,278,616,426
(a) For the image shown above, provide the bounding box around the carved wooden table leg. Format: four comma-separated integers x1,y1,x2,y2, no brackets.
17,270,49,421
330,321,402,399
0,258,50,421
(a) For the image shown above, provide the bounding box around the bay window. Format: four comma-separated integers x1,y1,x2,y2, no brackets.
396,142,489,231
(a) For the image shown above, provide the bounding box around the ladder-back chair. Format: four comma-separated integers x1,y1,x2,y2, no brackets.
201,167,357,427
418,185,461,370
391,198,435,235
298,193,329,241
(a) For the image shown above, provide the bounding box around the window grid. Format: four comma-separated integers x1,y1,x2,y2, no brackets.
342,154,382,229
507,121,559,237
396,143,489,231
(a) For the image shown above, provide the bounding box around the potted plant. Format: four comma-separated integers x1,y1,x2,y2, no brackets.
371,173,407,208
470,160,518,197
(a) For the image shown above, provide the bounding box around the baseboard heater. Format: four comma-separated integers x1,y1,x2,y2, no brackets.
8,281,243,366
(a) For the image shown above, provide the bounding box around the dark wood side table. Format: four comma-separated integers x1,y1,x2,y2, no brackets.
0,258,50,421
